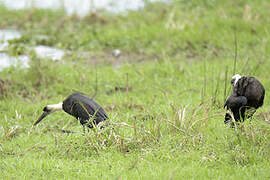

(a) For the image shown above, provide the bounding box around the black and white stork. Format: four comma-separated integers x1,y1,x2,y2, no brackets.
224,74,265,124
33,93,108,129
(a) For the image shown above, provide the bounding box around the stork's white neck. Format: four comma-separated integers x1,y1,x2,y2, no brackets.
47,102,63,111
232,74,242,86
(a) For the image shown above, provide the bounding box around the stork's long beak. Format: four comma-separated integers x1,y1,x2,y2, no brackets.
33,111,51,126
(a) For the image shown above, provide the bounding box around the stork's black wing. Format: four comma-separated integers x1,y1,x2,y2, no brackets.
224,95,248,122
234,76,265,108
63,93,108,126
72,101,107,126
224,95,247,109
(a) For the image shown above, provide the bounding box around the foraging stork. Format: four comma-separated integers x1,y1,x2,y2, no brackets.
224,74,265,124
34,93,108,129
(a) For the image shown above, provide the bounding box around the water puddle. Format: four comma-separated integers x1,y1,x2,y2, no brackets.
0,0,164,16
0,29,66,70
0,0,167,70
0,29,29,70
0,29,21,51
0,29,21,41
0,53,30,70
33,45,65,61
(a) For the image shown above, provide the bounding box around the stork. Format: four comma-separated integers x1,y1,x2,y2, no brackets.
33,93,108,129
224,74,265,124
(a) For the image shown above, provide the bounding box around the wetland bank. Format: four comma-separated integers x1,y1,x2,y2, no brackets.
0,0,270,179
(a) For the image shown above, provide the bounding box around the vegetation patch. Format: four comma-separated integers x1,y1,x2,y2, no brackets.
0,0,270,179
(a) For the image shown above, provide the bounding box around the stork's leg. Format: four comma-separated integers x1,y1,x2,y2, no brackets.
224,113,232,124
247,108,256,119
224,111,240,128
83,125,86,134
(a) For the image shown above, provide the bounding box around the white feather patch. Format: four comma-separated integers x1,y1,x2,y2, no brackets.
232,74,242,86
47,102,63,111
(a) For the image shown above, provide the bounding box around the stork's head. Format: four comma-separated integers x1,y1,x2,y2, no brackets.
33,102,63,126
231,74,242,87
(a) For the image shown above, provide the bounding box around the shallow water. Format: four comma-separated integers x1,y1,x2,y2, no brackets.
0,29,21,50
0,29,21,42
0,0,165,70
0,30,65,70
34,45,65,61
0,53,30,70
0,29,29,70
0,0,163,16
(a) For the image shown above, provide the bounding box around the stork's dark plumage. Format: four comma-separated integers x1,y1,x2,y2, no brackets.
224,74,265,124
34,93,108,128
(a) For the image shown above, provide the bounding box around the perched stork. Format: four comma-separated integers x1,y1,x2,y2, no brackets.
224,74,265,124
34,93,108,129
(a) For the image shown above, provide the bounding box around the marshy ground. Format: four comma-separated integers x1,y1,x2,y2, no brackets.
0,0,270,179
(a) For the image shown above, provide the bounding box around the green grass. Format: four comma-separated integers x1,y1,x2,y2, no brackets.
0,0,270,179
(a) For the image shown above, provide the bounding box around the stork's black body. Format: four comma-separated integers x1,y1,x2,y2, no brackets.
224,75,265,124
34,93,108,129
62,93,108,128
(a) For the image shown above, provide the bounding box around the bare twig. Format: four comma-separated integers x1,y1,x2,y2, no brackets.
126,73,129,97
189,113,223,130
233,29,238,75
133,116,137,140
224,66,228,102
213,73,220,104
54,134,58,147
165,119,185,134
91,66,98,99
